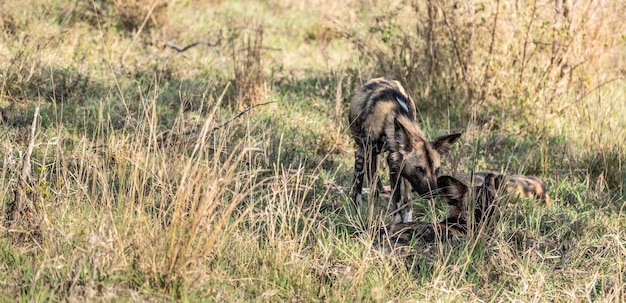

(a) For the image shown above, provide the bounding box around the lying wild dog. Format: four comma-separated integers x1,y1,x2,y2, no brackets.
349,78,461,223
437,173,502,231
449,171,551,206
376,173,501,251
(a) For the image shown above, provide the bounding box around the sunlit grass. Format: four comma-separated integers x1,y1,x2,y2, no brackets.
0,0,624,301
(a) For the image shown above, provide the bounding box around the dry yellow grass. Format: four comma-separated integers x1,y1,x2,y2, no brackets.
0,0,624,301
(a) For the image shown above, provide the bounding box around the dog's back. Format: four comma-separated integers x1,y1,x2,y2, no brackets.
457,172,551,205
349,78,416,148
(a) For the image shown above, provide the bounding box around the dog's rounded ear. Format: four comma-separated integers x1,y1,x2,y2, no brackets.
431,133,462,155
483,173,500,187
495,174,506,191
484,173,505,192
474,173,502,228
481,173,505,207
483,173,494,187
437,175,469,205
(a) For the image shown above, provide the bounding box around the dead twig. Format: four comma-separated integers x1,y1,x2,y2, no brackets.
5,107,43,244
157,101,275,146
557,76,624,113
210,101,275,133
21,107,39,183
164,40,220,53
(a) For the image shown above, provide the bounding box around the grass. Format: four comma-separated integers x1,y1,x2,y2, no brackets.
0,0,625,301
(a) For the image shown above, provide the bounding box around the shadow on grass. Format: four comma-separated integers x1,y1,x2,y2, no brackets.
3,61,623,243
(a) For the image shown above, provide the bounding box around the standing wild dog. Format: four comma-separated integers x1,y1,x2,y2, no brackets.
349,78,462,223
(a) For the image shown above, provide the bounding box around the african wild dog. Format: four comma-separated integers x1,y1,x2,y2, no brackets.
449,172,551,206
349,78,462,223
437,173,502,232
495,173,551,205
376,174,501,252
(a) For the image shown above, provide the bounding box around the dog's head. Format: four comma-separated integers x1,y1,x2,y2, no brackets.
388,118,462,198
437,173,503,230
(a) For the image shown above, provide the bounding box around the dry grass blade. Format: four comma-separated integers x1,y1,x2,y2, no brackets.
0,0,624,301
4,107,48,246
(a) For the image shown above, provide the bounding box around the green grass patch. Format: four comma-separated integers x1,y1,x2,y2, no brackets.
0,0,624,301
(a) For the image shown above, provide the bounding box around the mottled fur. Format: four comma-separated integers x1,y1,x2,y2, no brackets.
349,78,461,223
376,174,500,251
452,172,551,206
377,172,550,249
437,173,501,231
